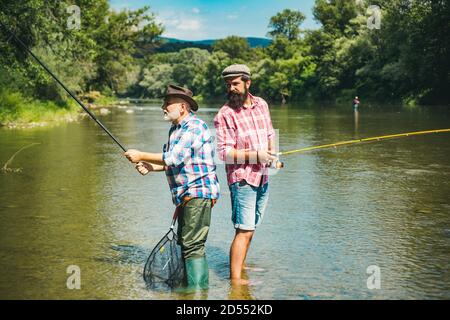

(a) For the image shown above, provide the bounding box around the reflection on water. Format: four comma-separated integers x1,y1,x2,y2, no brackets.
229,281,255,300
0,104,449,299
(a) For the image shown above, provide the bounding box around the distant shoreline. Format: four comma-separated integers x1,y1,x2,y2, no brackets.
1,95,447,130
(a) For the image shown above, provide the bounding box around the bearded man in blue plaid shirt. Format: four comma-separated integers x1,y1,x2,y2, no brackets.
124,85,220,290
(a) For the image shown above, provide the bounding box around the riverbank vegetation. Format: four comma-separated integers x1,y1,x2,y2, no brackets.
0,0,163,126
0,0,448,126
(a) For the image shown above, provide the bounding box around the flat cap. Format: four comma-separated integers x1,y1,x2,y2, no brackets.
222,64,251,79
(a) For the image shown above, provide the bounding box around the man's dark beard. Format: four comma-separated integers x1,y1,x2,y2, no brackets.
227,89,248,109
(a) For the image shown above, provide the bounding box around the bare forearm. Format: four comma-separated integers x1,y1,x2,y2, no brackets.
139,152,165,166
144,162,166,172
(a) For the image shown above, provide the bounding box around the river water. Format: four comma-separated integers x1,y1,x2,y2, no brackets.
0,103,449,299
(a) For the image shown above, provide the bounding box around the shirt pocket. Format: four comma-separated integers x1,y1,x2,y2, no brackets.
234,128,248,150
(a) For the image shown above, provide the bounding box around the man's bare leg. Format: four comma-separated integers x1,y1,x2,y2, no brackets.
230,229,254,284
242,232,254,270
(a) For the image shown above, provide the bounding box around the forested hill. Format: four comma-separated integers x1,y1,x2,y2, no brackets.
160,37,272,48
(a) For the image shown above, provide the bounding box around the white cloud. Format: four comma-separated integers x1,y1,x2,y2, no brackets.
192,8,200,14
156,10,205,39
177,19,201,31
227,15,238,20
156,16,180,27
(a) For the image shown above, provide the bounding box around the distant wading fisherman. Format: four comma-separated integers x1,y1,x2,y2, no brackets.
124,85,220,290
353,96,360,110
214,64,278,285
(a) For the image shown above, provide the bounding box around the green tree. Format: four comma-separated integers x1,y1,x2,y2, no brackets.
267,9,306,40
212,36,251,60
139,64,174,98
395,0,450,104
0,1,93,101
90,6,163,95
0,0,163,100
313,0,359,36
172,48,210,90
197,51,232,99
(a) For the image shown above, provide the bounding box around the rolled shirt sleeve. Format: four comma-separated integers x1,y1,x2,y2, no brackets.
262,100,275,140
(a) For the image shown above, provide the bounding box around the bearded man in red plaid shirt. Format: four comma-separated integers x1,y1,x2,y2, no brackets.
214,64,278,285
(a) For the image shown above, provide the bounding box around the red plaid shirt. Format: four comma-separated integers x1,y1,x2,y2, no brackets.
214,93,275,187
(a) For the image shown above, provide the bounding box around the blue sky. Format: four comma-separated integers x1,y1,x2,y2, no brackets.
109,0,318,40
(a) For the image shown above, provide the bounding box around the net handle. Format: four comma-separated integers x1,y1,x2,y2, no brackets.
170,206,181,229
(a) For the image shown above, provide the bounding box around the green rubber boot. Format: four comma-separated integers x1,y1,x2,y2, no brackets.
185,256,209,290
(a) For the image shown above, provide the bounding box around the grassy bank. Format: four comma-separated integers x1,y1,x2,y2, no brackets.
0,90,79,128
0,90,120,129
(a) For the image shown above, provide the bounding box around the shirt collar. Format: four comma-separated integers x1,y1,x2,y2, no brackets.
246,93,258,109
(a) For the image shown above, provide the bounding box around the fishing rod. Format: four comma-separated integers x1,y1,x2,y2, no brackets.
0,20,127,152
277,128,450,157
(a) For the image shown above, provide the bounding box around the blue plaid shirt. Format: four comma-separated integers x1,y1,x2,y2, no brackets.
163,113,220,205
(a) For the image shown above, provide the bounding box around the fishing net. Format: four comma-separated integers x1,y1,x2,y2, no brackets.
143,211,185,290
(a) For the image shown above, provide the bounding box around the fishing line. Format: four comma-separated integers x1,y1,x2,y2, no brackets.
277,128,450,157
